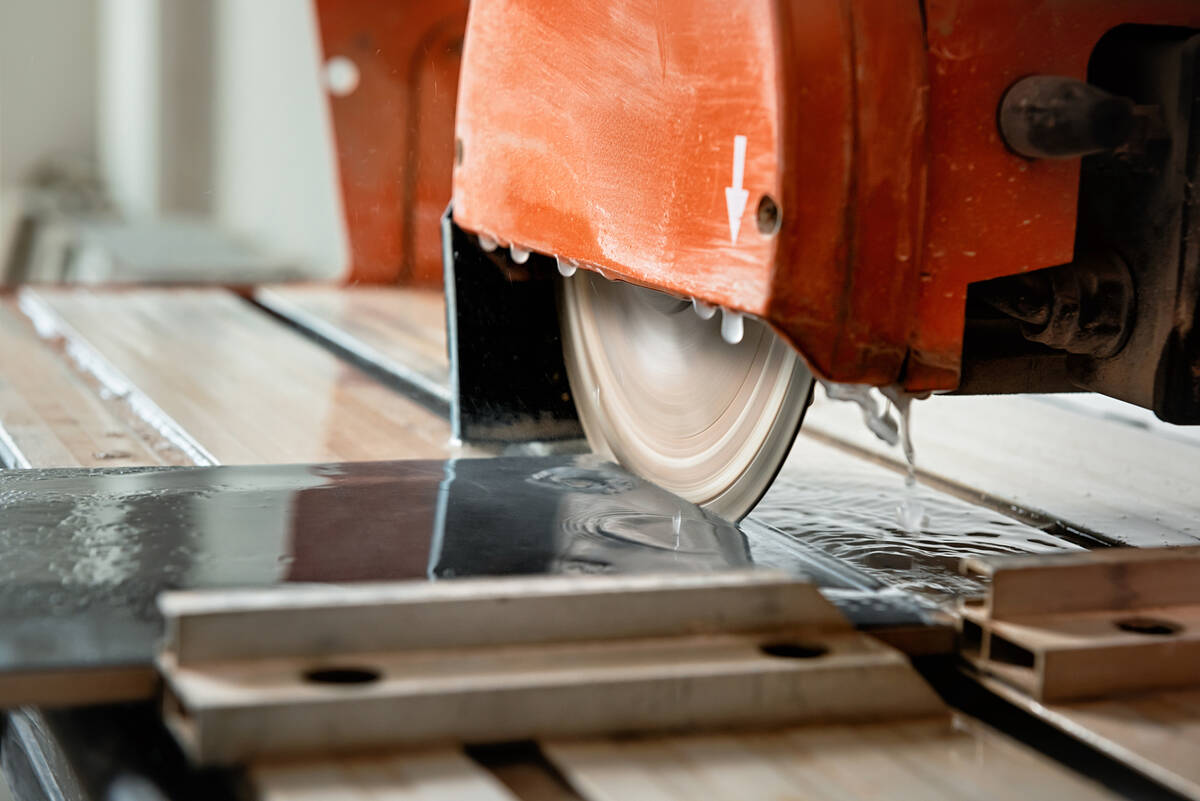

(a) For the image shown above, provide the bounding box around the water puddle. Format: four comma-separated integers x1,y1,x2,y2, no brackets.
0,457,794,673
753,447,1083,601
0,451,1083,677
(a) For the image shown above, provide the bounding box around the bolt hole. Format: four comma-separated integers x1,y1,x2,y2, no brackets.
756,195,781,236
1114,617,1182,636
759,642,828,659
303,666,382,685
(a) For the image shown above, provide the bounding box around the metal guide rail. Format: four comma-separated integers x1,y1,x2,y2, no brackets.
155,571,943,764
957,547,1200,800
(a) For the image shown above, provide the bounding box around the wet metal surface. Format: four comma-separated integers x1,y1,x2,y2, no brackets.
0,456,887,676
756,444,1086,600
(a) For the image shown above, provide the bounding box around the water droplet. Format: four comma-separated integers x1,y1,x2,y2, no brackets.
478,234,498,252
510,245,531,264
556,256,578,277
692,298,717,319
720,309,744,344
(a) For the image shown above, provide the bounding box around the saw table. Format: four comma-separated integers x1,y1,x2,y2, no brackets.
0,284,1197,800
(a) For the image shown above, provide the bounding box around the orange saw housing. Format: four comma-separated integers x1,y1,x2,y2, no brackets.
450,0,1200,393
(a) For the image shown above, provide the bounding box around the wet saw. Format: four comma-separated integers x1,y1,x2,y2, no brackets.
439,0,1200,520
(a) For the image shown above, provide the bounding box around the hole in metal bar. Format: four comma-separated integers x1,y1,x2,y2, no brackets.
758,642,828,659
303,666,382,685
960,619,984,657
989,634,1035,668
1115,616,1183,636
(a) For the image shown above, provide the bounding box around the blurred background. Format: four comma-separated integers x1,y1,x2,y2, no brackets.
0,0,349,285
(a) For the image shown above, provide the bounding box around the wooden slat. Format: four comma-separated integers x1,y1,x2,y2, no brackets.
19,287,455,464
252,750,519,801
255,285,450,405
1041,393,1200,447
802,392,1200,547
982,680,1200,800
544,716,1123,801
0,297,174,469
1049,690,1200,799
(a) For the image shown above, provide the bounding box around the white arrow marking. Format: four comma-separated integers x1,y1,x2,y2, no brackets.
724,134,749,245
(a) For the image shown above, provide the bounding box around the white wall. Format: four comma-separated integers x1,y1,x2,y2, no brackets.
0,0,346,279
0,0,98,187
97,0,160,215
210,0,346,278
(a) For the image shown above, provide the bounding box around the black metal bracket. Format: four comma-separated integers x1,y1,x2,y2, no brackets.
441,206,584,443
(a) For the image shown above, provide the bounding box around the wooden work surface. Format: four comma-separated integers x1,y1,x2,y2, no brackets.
0,284,1197,800
255,285,451,407
0,297,175,469
803,392,1200,547
545,716,1124,801
16,287,455,465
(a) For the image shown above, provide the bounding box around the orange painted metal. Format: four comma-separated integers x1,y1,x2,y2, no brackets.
772,0,929,386
315,0,467,286
452,0,1200,390
455,0,790,309
908,0,1200,389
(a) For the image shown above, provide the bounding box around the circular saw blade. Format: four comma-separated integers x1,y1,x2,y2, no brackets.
560,270,813,520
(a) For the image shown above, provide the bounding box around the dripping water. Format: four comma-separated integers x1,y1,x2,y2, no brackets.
884,388,927,532
556,256,578,277
818,382,926,532
819,381,899,447
720,309,744,344
692,298,717,320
